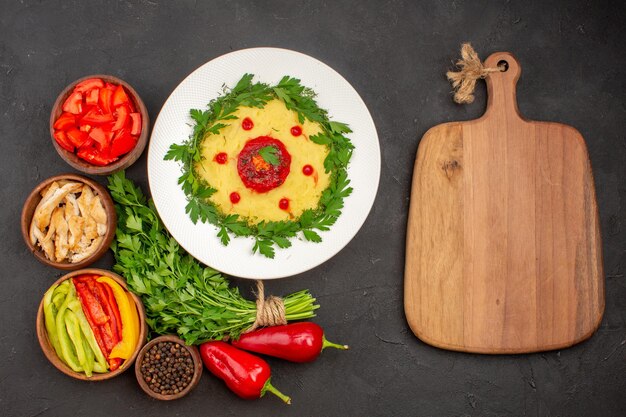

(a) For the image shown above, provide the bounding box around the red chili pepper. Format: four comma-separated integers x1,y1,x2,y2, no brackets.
231,322,348,363
199,341,291,404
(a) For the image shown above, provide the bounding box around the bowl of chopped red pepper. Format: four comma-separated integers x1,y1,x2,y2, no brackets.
36,269,147,381
50,75,149,175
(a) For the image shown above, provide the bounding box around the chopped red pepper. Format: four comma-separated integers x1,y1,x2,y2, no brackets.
110,129,136,158
85,88,99,106
95,281,122,345
88,127,109,151
77,147,118,166
81,109,114,125
66,129,89,148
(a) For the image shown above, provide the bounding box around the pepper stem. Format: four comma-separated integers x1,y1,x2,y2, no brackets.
263,379,291,405
322,335,349,351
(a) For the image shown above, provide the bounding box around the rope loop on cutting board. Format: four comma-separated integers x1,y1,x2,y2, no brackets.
447,43,505,104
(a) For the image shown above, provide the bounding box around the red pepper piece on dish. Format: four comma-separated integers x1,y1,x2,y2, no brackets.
94,281,122,345
74,279,109,326
109,129,136,158
74,78,104,93
112,105,129,131
199,341,291,404
108,358,122,371
76,147,118,166
88,127,109,152
231,322,348,363
62,91,83,115
129,113,141,135
53,112,76,130
53,130,74,152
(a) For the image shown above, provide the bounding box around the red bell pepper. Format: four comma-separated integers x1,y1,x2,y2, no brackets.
199,341,291,404
74,78,104,93
53,130,74,152
231,322,348,363
53,112,75,130
62,91,83,114
66,129,89,148
88,127,109,151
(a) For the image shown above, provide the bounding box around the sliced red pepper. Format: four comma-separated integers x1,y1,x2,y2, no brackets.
105,82,117,91
81,108,114,125
53,130,74,152
129,113,141,135
86,88,99,106
77,147,118,166
112,105,129,131
62,91,83,115
110,129,136,158
99,88,113,115
66,128,89,148
74,78,104,93
93,282,121,344
53,112,75,130
99,322,117,354
112,85,131,108
99,282,123,341
74,280,109,326
108,358,122,371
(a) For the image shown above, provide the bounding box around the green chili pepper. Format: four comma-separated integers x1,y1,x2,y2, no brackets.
81,325,95,377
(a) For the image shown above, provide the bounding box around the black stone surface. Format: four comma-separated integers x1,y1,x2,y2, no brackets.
1,1,625,416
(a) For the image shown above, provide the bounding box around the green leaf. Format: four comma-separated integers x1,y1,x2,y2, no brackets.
258,146,280,166
303,229,322,243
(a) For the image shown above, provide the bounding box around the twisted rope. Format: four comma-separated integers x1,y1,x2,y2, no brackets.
245,280,286,333
447,43,505,104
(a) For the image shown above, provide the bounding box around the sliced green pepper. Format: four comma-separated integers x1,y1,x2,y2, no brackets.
68,299,107,371
93,362,108,373
55,285,82,372
65,311,89,376
43,283,62,358
82,335,95,377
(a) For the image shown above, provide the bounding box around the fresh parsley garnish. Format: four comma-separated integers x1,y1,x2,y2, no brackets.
165,74,354,258
258,146,280,166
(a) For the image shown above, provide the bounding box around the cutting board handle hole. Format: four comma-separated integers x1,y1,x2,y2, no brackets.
497,60,509,72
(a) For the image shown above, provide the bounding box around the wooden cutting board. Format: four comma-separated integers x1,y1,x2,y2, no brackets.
404,52,604,354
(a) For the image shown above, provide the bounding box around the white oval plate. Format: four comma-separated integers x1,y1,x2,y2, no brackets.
148,48,380,279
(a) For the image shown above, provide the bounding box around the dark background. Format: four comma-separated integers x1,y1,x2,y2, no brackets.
1,1,625,416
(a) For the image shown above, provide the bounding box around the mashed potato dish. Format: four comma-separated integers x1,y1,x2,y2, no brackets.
196,99,331,223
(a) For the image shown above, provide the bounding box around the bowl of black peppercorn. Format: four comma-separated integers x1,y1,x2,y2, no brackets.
135,335,202,400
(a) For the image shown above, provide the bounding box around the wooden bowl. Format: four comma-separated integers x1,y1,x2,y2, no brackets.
36,268,148,381
21,173,116,270
49,74,149,175
135,335,203,400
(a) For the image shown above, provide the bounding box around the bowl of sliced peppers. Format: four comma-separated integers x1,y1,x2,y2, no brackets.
36,268,147,381
49,75,149,175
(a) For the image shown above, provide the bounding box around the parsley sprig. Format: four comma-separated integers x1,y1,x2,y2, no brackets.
258,146,280,166
165,74,354,258
107,171,319,344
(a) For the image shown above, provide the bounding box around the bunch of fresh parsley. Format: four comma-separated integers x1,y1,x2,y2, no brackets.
107,171,319,344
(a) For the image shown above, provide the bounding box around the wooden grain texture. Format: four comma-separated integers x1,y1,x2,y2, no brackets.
405,52,604,354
